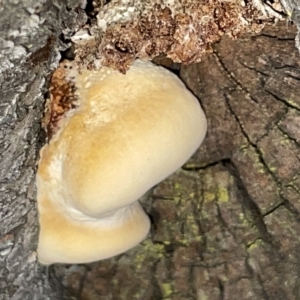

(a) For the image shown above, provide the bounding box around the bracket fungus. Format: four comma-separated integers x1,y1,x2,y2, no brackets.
37,60,207,265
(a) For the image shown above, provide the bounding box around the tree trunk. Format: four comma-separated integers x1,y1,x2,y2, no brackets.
0,1,85,299
1,1,300,300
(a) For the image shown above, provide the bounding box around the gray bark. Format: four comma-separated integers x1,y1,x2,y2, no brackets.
0,1,85,299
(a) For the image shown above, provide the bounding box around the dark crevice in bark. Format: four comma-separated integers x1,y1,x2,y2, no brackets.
265,89,300,111
225,160,275,245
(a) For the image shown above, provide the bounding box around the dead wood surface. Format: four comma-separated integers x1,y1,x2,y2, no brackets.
55,23,300,300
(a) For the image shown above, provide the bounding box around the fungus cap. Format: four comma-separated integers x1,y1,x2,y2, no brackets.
37,60,207,265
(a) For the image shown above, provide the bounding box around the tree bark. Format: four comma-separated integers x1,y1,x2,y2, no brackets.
0,1,85,299
1,1,300,300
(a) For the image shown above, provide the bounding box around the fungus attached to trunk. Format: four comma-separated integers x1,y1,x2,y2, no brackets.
37,60,207,265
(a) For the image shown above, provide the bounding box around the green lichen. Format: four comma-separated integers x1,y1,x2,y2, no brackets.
247,238,263,250
161,282,173,298
279,138,292,146
203,192,215,202
217,187,229,203
286,99,300,109
197,289,208,300
133,240,165,270
174,182,181,191
239,212,245,220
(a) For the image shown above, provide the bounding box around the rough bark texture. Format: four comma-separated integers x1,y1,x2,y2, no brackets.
55,23,300,300
1,1,300,300
0,1,84,299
